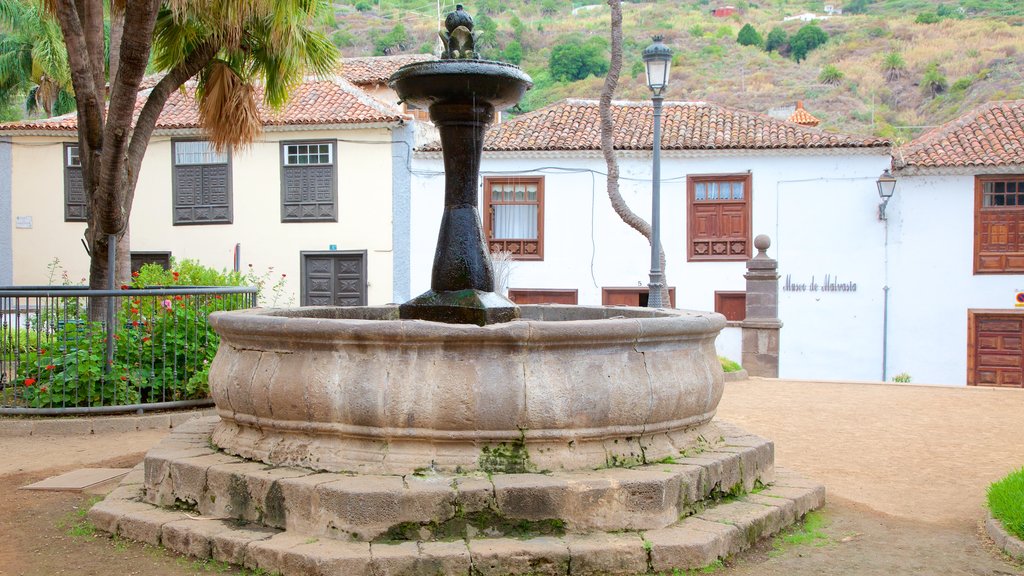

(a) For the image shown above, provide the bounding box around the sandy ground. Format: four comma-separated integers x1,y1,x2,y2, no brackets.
0,379,1022,575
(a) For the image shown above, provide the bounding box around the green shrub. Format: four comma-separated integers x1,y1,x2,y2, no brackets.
764,27,787,53
719,356,742,373
922,62,948,97
790,24,828,63
354,0,372,11
701,44,726,58
891,372,912,383
951,77,972,91
548,37,609,82
737,23,763,47
883,51,906,81
819,64,844,84
689,24,706,38
915,12,940,24
502,40,524,65
988,467,1024,540
713,25,734,40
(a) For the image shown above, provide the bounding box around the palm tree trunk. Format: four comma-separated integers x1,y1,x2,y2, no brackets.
599,0,670,306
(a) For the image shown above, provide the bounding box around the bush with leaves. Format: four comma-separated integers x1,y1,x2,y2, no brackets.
819,64,844,84
844,0,870,14
922,63,948,97
548,37,610,82
915,12,940,24
502,40,524,65
790,24,828,63
765,27,787,53
883,51,906,81
737,24,763,47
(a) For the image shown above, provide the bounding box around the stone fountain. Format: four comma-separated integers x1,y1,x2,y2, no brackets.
90,6,823,575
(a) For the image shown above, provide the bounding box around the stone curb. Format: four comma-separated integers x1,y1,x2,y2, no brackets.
986,514,1024,562
91,468,824,576
0,408,215,437
724,369,749,382
142,418,777,539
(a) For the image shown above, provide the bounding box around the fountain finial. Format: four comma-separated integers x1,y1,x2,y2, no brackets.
440,4,477,59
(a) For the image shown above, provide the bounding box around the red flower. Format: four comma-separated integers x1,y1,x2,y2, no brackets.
120,284,129,290
214,295,222,300
130,308,139,314
120,376,128,381
142,336,150,343
24,378,35,386
281,273,287,278
39,349,45,354
113,334,120,341
40,386,47,392
132,271,139,277
132,299,140,305
172,271,180,280
132,320,139,327
45,364,55,371
174,295,183,301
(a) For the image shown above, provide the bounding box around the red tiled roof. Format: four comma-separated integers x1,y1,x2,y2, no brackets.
338,54,436,86
787,101,820,127
0,77,403,133
895,100,1024,170
422,99,887,152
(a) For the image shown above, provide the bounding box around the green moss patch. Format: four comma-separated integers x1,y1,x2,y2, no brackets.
989,466,1024,541
719,356,742,373
377,509,565,543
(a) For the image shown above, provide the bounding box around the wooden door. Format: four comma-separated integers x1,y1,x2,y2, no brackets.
601,287,676,308
301,251,367,306
968,310,1024,387
507,289,578,305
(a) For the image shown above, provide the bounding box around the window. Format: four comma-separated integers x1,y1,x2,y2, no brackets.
130,252,172,274
64,144,87,222
687,174,752,261
281,141,337,222
715,291,746,321
172,140,231,225
483,176,544,260
975,175,1024,274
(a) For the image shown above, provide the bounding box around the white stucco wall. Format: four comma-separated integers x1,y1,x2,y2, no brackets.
884,172,1024,386
412,149,894,382
9,127,399,305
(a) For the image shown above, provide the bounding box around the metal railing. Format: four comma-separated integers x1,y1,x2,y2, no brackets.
0,285,257,415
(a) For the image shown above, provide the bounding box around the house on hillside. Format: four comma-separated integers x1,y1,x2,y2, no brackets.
411,98,894,381
0,71,416,307
889,100,1024,387
712,6,737,18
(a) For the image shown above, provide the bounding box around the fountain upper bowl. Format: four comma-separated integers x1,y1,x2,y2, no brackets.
388,59,533,111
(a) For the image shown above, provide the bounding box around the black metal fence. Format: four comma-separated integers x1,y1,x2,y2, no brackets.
0,286,257,415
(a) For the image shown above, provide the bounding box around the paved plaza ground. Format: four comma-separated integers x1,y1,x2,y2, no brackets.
0,378,1022,575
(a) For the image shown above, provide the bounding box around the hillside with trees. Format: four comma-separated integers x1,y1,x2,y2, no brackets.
326,0,1024,142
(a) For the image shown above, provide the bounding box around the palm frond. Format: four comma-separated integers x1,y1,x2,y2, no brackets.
195,60,261,151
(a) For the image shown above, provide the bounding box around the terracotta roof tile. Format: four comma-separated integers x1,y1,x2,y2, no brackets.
896,100,1024,169
787,101,820,127
423,99,887,152
338,54,436,86
0,77,402,133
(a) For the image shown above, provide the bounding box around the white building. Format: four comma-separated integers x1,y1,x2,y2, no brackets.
411,99,895,382
889,100,1024,387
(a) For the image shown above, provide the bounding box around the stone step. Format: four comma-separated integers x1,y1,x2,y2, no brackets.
143,418,776,539
91,463,824,576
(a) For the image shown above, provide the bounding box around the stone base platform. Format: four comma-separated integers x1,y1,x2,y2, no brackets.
90,418,825,575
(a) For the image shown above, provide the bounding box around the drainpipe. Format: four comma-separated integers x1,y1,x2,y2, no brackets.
882,285,889,382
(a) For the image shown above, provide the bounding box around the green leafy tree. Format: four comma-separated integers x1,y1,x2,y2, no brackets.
764,26,787,52
844,0,870,14
374,24,411,55
736,23,763,47
0,0,74,117
818,63,844,84
922,62,948,97
502,40,523,65
789,23,828,63
49,0,337,297
509,14,525,42
548,37,609,82
883,50,905,81
475,14,498,51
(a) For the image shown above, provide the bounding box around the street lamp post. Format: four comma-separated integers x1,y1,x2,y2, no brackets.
643,36,672,308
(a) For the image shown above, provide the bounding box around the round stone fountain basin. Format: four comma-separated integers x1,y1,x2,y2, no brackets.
389,59,532,111
208,305,725,474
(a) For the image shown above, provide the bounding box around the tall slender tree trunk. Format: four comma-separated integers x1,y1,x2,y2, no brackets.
599,0,670,305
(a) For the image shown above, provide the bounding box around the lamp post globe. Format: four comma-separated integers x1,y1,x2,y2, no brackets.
642,36,672,308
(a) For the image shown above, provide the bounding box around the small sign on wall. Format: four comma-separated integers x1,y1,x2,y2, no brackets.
783,274,857,293
15,216,32,229
1015,292,1024,307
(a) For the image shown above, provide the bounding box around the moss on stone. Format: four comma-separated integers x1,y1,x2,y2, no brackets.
376,507,565,543
479,435,532,474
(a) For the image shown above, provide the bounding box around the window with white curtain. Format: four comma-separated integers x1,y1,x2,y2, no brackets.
483,177,544,260
172,140,231,225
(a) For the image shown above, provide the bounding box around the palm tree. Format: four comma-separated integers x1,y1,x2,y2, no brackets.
0,0,73,116
48,0,337,296
883,51,906,82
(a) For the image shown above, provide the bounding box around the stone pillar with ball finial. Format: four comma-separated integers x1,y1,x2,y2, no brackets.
741,234,782,377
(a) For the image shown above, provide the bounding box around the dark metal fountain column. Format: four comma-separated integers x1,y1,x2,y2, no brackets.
389,4,532,325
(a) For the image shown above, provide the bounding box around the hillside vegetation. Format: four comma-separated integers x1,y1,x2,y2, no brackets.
330,0,1024,142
